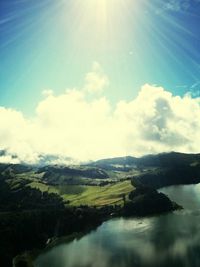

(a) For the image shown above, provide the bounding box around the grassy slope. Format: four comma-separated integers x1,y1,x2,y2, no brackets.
5,168,134,207
28,180,133,206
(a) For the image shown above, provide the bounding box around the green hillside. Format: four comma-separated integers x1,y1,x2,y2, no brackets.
28,180,133,206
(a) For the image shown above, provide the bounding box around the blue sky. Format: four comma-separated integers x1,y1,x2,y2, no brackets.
1,0,200,115
2,0,200,162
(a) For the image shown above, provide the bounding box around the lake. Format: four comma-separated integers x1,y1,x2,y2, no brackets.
34,184,200,267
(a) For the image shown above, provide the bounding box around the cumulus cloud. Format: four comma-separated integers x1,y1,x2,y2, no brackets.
42,89,54,96
1,64,200,164
83,62,109,94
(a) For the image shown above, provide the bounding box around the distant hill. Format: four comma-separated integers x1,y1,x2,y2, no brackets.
37,165,109,185
88,152,200,188
1,152,200,189
89,152,200,170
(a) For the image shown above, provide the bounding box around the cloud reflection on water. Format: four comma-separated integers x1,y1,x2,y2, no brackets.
35,184,200,267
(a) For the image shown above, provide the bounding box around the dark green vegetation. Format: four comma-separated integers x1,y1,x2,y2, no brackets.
124,185,181,216
0,163,132,266
0,174,116,266
90,152,200,188
1,152,200,266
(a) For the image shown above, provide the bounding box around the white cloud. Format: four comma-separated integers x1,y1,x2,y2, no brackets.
0,155,20,164
1,64,200,163
42,89,54,96
83,62,109,94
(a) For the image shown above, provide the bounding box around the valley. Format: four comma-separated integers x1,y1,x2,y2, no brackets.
1,152,200,266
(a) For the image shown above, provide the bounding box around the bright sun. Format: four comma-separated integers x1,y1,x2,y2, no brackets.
60,0,137,55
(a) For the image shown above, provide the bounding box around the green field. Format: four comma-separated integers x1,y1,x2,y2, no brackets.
5,168,134,207
28,180,133,206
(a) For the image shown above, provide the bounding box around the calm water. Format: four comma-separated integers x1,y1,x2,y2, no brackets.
34,184,200,267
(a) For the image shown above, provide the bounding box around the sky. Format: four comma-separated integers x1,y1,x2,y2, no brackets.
1,0,200,163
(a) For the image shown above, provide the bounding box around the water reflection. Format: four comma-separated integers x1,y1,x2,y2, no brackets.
35,184,200,267
160,183,200,210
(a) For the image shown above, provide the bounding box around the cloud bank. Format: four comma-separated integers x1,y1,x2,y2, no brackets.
1,63,200,164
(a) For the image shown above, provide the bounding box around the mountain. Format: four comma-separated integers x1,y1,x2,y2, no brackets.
1,151,200,189
88,152,200,188
89,152,200,170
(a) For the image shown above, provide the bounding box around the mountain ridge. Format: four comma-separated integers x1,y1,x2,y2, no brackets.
1,151,200,189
